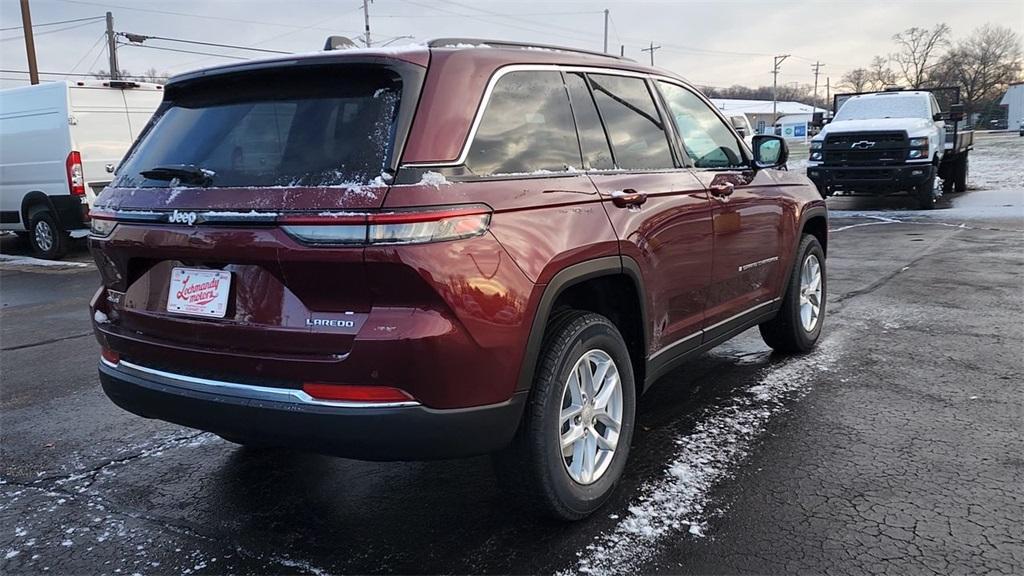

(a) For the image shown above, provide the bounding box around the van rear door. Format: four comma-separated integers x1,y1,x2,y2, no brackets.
68,84,135,201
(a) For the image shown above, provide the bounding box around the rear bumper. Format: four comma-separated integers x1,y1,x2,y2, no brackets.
807,164,934,192
99,359,527,461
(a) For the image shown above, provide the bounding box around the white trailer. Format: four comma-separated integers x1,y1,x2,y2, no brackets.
0,80,163,258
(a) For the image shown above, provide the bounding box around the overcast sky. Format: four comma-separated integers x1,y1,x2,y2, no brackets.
1,0,1022,90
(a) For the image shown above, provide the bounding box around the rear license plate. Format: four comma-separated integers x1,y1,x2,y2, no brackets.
167,267,231,318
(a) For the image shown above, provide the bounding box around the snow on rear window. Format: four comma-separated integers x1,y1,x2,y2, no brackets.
834,95,930,121
115,67,402,189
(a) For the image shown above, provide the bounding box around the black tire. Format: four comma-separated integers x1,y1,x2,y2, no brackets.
27,209,69,259
495,311,636,521
954,154,968,193
760,234,826,353
915,173,936,210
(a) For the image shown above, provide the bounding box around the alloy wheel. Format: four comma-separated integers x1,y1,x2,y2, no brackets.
34,219,54,252
799,253,823,332
559,349,623,485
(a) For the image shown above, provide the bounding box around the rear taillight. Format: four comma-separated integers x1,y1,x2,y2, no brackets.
66,151,85,196
100,348,120,366
88,210,118,237
279,204,492,246
302,383,414,403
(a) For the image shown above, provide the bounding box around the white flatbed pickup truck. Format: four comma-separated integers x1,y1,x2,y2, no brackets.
806,89,973,209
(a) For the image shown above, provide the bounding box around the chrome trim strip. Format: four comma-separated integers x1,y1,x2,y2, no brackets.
104,359,421,409
402,64,680,169
703,298,780,333
738,256,780,272
648,298,781,360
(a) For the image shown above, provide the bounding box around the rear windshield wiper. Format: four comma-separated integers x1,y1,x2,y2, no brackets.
140,165,215,187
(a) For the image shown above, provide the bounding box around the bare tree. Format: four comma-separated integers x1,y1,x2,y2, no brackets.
867,56,898,90
933,25,1023,120
840,68,871,92
892,23,951,88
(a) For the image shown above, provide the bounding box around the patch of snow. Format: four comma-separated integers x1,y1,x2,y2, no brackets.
566,342,839,576
93,310,110,324
0,254,90,268
5,549,20,559
418,171,449,188
276,558,331,576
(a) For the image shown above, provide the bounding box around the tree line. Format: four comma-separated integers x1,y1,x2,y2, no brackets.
701,24,1022,127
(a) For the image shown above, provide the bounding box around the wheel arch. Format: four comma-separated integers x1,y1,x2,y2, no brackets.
20,192,56,231
516,256,648,396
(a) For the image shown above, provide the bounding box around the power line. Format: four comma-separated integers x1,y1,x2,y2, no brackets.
0,15,103,32
119,33,292,55
68,31,108,74
1,18,102,41
53,0,353,32
117,42,249,61
0,68,166,80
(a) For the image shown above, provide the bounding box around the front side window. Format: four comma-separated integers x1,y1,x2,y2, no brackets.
588,74,675,170
658,82,744,169
465,70,582,176
116,67,403,188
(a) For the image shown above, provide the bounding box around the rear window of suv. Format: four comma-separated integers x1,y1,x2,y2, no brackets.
114,66,403,188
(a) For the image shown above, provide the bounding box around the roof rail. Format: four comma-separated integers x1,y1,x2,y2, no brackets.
427,38,632,62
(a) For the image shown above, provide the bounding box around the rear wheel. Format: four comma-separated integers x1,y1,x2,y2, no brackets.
496,311,636,520
27,209,69,260
760,234,826,353
915,174,937,210
954,154,969,192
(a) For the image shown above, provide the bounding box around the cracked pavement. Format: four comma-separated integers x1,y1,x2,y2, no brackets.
1,133,1021,574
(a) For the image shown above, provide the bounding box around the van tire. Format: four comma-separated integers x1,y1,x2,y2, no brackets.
27,209,69,260
495,310,636,521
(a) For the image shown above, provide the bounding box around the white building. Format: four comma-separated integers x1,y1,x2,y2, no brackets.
711,99,827,139
1000,83,1024,131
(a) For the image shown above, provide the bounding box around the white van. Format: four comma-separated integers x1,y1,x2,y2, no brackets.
0,80,163,258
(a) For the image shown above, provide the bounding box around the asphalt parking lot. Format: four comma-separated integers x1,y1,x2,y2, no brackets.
1,133,1021,575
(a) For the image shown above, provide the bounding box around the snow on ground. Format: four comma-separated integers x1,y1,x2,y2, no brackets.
0,254,90,268
566,339,841,576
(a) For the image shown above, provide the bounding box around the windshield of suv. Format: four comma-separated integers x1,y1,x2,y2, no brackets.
834,95,930,122
115,66,402,188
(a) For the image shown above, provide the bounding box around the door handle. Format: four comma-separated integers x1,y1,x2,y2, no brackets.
709,183,735,198
611,189,647,208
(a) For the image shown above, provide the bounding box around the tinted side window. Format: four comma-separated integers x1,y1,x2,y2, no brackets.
565,73,614,170
588,74,674,170
466,71,582,176
658,82,744,169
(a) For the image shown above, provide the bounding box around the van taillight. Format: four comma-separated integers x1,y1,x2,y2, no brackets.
66,151,85,196
279,204,492,246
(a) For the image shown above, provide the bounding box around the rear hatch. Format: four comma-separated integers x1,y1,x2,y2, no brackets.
91,60,424,365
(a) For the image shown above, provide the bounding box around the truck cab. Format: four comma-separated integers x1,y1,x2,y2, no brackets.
806,89,972,209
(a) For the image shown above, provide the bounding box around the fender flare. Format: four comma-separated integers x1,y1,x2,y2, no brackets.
20,192,56,232
515,255,647,393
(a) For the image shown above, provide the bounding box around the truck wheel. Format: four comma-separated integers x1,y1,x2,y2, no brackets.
915,174,937,210
495,310,636,520
954,155,969,193
760,234,826,353
28,209,69,259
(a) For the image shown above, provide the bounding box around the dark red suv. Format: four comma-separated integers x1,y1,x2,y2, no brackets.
89,39,827,520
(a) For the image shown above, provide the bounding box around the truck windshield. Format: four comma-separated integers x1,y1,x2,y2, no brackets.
115,66,402,188
834,96,930,122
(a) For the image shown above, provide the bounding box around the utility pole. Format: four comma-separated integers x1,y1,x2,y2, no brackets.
771,54,790,124
19,0,39,84
811,61,824,112
620,45,624,58
641,41,661,66
603,9,609,54
362,0,372,47
105,11,119,79
826,76,831,116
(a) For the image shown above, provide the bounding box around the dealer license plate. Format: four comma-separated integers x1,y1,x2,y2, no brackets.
166,267,231,318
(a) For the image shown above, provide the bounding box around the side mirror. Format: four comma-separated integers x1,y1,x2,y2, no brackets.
752,135,788,169
932,112,944,122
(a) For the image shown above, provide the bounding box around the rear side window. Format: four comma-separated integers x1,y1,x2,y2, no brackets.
115,67,402,188
588,74,674,170
565,73,614,170
465,70,582,176
658,82,745,169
